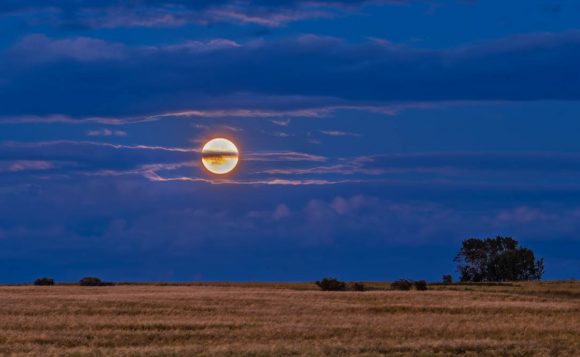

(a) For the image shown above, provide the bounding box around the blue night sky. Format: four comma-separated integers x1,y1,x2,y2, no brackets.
1,1,579,283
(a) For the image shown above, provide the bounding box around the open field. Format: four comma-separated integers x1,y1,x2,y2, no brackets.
0,281,578,356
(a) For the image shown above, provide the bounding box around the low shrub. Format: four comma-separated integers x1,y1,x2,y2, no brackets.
33,277,54,286
316,278,346,291
414,280,428,291
349,282,365,291
79,277,113,286
391,279,413,291
442,275,453,284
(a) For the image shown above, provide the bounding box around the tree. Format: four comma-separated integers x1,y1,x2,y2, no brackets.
454,236,544,282
442,275,453,284
315,278,346,291
414,280,428,291
391,279,412,290
34,277,55,286
79,277,111,286
348,282,366,291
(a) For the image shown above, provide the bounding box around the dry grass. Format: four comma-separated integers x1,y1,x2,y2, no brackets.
0,281,578,356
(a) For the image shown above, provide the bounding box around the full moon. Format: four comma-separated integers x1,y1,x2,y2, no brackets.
201,138,239,175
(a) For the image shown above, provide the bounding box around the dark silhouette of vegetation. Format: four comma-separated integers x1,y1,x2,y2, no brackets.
79,277,113,286
414,280,428,291
442,275,453,284
454,236,544,282
315,278,346,291
33,277,54,286
391,279,413,290
349,282,365,291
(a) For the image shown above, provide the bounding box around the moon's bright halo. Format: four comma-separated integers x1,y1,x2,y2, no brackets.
201,138,239,175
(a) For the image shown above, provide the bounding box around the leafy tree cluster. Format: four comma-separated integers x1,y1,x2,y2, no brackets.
391,279,428,291
316,278,347,291
442,275,453,284
32,276,113,286
315,278,368,291
33,277,55,286
454,236,543,282
79,276,113,286
413,280,428,291
316,278,429,291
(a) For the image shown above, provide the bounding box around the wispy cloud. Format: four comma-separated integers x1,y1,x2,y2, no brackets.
245,151,326,162
5,139,580,191
0,115,130,125
0,1,393,28
271,119,291,127
9,34,126,63
86,128,127,137
253,164,383,176
0,102,432,125
320,130,362,137
145,172,358,186
2,140,197,153
0,160,55,172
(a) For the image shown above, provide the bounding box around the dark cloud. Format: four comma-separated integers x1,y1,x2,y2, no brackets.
0,0,400,28
1,31,579,120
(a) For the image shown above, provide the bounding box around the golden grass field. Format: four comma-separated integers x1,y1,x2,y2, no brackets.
0,281,578,356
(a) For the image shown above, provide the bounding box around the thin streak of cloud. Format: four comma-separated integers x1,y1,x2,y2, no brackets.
146,108,330,120
2,140,198,153
0,101,472,126
320,130,362,137
1,141,326,167
271,119,291,126
245,151,326,162
145,172,359,186
254,164,384,176
0,1,395,28
0,160,55,172
86,128,127,137
204,7,330,27
0,114,130,125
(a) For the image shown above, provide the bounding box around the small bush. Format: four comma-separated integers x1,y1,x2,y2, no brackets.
79,277,113,286
316,278,346,291
33,277,54,286
391,279,413,291
414,280,428,291
349,282,365,291
442,275,453,284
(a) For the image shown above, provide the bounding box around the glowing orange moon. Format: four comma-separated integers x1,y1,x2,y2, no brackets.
201,138,239,174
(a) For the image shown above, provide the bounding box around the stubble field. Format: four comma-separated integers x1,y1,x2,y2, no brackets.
0,281,578,356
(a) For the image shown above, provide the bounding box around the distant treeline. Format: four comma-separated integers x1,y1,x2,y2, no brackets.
34,276,113,286
315,236,543,292
32,237,543,290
